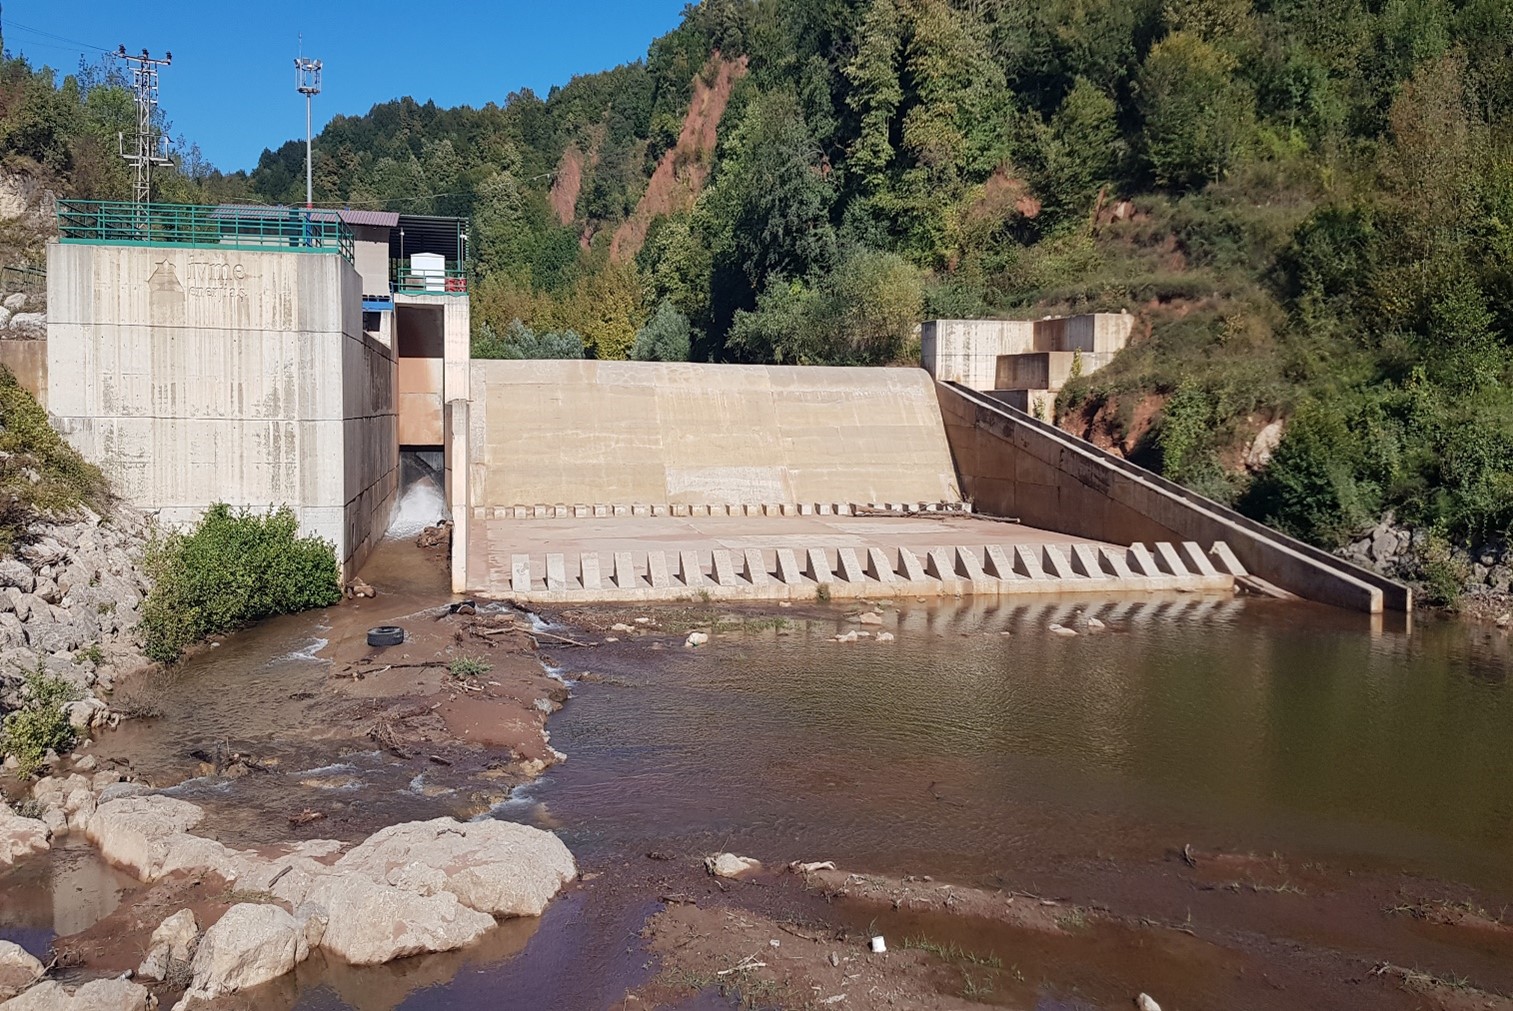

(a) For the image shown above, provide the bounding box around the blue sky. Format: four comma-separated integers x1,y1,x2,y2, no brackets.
2,0,689,173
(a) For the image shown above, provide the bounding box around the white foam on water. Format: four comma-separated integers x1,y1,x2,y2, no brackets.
274,637,329,664
387,479,447,539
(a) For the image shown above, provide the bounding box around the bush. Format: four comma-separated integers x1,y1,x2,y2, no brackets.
140,504,342,663
631,301,694,361
1,668,79,776
0,365,108,552
472,319,585,360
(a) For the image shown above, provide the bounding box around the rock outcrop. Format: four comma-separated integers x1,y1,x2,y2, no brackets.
49,788,577,988
0,977,152,1010
0,806,49,867
184,903,310,998
0,503,155,768
333,817,578,919
137,908,198,982
0,941,42,1001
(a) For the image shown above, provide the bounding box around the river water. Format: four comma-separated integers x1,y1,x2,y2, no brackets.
8,580,1513,1009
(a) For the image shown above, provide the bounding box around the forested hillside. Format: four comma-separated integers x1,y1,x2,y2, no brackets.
7,1,1513,593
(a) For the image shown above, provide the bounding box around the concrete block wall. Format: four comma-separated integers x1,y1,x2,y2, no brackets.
921,314,1133,391
936,382,1410,613
46,243,397,575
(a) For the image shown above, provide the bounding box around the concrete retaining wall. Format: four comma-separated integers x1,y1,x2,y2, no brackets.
921,314,1133,389
46,242,397,575
936,382,1410,613
501,538,1242,604
0,339,45,406
468,360,962,510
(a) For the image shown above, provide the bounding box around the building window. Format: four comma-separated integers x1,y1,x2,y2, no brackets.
363,311,381,334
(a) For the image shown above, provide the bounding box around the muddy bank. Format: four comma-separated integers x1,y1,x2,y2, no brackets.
0,536,588,1007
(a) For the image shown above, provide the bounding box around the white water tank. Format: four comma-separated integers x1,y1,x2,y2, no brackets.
410,252,445,292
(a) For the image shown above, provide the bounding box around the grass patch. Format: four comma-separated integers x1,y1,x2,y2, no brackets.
448,655,492,679
901,935,1003,968
140,504,342,664
0,365,108,553
0,667,80,775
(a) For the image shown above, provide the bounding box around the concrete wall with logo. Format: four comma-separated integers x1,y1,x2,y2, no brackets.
45,242,397,575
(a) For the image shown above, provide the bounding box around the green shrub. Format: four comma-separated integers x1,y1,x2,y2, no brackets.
0,365,109,553
140,504,342,664
630,301,694,362
1,669,79,776
448,656,492,679
1412,533,1469,608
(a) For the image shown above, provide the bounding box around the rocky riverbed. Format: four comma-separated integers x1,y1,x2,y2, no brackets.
0,503,154,761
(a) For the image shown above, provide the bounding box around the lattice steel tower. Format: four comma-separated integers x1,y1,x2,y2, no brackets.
116,46,173,207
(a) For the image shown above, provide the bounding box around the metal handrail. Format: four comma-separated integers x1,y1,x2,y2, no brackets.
55,200,354,262
393,266,468,295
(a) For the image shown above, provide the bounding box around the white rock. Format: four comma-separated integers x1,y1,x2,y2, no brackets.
0,809,50,867
834,631,859,643
1048,624,1078,637
2,293,24,311
1136,995,1162,1011
305,872,494,966
1245,420,1285,471
137,907,198,981
875,631,895,642
856,611,884,625
705,853,762,878
186,903,308,997
684,631,709,648
609,623,634,633
84,795,205,879
1086,617,1106,630
789,861,837,874
0,940,43,1000
1,977,152,1009
333,817,576,918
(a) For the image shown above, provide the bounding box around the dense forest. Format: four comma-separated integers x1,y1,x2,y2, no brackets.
3,1,1513,593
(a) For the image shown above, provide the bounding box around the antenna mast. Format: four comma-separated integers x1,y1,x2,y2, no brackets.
116,46,173,209
294,42,322,209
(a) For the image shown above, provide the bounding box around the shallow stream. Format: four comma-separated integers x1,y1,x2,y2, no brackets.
7,564,1513,1008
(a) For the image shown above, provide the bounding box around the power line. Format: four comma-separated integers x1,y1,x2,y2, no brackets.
116,46,173,208
3,18,113,55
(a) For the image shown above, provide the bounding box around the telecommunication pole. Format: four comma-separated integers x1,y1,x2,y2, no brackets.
295,45,322,209
116,46,173,209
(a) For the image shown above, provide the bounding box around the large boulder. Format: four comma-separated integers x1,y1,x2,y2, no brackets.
84,795,204,879
185,903,309,998
305,872,494,966
137,908,198,982
0,977,152,1009
0,941,42,1000
0,809,49,867
0,561,32,594
334,817,577,917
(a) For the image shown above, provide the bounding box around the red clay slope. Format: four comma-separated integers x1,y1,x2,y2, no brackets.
609,53,748,263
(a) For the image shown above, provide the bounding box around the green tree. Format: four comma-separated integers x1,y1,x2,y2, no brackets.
1136,31,1256,189
843,0,904,193
631,301,695,361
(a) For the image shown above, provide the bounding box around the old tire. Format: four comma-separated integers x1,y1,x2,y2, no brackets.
367,626,405,648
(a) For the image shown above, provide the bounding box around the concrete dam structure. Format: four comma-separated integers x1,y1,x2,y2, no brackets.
39,200,1409,613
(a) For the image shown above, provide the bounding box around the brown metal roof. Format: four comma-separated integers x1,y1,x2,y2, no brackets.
336,209,400,228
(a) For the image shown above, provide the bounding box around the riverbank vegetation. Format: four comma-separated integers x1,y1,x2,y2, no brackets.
0,667,78,775
140,505,342,664
0,365,107,553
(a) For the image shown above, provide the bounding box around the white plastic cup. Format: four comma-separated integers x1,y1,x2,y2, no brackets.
869,936,887,953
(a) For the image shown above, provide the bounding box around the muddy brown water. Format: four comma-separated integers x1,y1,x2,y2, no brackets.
7,560,1513,1009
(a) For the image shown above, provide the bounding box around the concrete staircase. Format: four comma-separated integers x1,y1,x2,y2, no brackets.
496,540,1246,603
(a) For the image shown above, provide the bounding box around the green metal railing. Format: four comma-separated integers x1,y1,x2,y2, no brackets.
56,200,354,262
393,265,468,296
